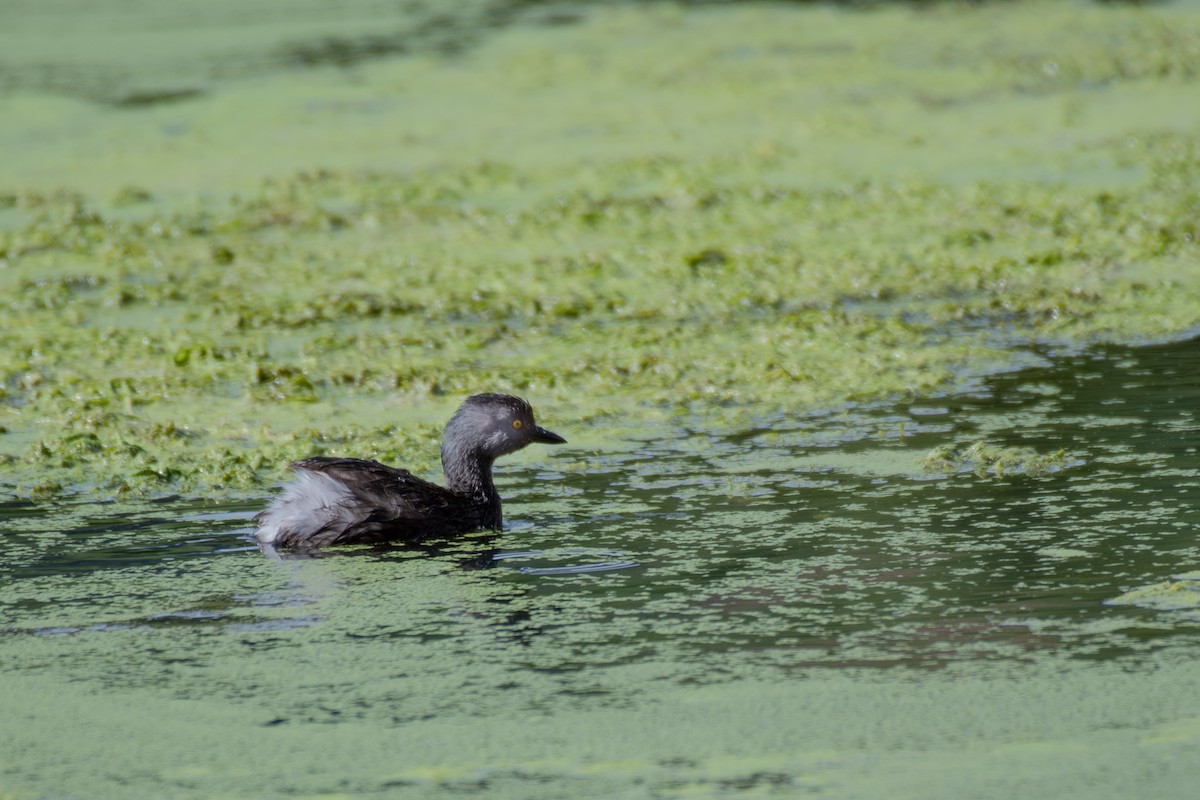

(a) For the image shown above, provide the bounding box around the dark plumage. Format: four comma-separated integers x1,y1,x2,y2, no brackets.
253,394,565,548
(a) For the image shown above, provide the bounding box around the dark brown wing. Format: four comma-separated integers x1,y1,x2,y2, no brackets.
267,457,482,547
290,457,454,509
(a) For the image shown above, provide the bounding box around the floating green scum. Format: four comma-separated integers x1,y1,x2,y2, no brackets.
1,0,1199,500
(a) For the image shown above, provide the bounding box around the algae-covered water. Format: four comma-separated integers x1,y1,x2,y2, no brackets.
3,336,1200,798
3,0,1200,797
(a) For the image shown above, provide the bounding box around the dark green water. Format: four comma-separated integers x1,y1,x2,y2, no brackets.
2,337,1199,798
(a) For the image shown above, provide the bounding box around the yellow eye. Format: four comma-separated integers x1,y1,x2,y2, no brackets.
512,419,523,430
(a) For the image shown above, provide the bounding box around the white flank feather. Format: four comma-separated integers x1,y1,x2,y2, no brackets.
254,470,354,544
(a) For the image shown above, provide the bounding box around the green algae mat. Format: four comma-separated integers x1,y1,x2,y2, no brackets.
2,0,1199,499
2,1,1200,798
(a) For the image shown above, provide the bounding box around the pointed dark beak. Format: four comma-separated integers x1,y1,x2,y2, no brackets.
531,426,566,445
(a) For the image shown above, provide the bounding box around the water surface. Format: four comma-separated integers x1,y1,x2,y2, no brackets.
4,1,1200,795
3,337,1199,798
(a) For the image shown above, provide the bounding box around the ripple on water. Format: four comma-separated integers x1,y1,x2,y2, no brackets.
492,548,639,575
2,338,1200,796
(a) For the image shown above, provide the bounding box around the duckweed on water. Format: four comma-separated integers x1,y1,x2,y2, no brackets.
3,152,1196,499
1,1,1200,500
1109,573,1200,614
921,441,1072,478
4,5,1200,799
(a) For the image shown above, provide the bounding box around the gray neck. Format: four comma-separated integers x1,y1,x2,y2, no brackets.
442,444,502,528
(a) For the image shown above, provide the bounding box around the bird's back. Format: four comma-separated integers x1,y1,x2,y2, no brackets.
253,457,487,548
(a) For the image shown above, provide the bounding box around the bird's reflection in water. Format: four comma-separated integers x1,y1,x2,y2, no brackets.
258,533,638,575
